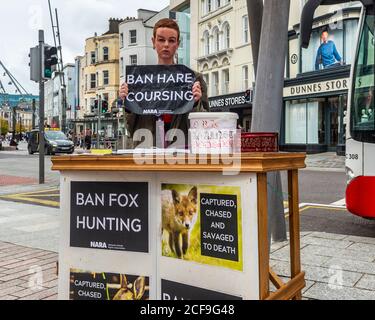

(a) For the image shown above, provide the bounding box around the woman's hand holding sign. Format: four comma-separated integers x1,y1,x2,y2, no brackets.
119,83,129,100
192,81,202,102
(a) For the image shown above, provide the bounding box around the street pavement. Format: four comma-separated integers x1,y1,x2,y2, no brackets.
1,146,375,300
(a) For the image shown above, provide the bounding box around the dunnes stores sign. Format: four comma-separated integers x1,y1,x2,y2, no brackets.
209,91,253,110
284,78,349,98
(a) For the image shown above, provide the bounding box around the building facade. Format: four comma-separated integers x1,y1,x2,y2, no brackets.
44,64,76,130
78,18,122,137
282,1,362,154
171,0,253,130
119,8,170,85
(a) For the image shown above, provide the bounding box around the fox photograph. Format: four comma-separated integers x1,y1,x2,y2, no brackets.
162,185,198,259
161,184,244,271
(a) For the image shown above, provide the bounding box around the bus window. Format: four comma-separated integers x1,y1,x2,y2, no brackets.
351,11,375,141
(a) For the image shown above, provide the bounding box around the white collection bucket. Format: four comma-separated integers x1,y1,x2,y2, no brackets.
188,112,239,154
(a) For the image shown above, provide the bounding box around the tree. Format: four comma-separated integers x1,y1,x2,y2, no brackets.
248,0,291,242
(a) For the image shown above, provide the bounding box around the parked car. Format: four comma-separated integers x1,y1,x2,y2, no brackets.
27,129,74,155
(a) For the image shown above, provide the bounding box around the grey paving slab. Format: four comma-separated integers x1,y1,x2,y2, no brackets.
271,247,332,267
0,200,59,252
348,243,375,253
270,260,363,287
301,245,375,263
323,258,375,275
345,236,375,246
355,275,375,291
308,232,348,241
304,282,375,300
300,236,353,249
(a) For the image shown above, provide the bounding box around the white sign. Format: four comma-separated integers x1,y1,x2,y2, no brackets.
284,78,349,98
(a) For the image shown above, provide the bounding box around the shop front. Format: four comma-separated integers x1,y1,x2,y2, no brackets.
208,91,253,131
281,66,350,155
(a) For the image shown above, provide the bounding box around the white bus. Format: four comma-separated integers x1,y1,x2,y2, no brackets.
301,0,374,218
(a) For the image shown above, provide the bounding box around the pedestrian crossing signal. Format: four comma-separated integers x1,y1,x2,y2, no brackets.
102,100,109,113
43,45,58,80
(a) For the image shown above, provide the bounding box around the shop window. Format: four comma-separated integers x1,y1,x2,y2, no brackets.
344,19,359,65
243,15,249,44
203,31,210,56
130,55,138,66
103,47,109,61
90,51,96,64
130,30,137,45
223,23,230,49
213,27,220,52
285,100,307,144
222,69,229,94
90,74,96,89
103,70,109,86
285,99,326,145
242,65,249,91
120,33,124,48
212,72,219,96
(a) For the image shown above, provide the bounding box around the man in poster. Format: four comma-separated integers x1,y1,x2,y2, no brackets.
315,29,344,70
119,18,209,148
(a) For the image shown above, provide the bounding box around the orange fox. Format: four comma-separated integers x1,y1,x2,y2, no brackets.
162,186,198,259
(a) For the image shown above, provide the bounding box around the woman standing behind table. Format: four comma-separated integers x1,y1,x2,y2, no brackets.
119,18,209,149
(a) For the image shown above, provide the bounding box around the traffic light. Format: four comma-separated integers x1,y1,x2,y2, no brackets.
102,100,109,113
43,45,58,80
245,89,252,103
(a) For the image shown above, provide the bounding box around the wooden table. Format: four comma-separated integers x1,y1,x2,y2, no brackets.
52,152,306,300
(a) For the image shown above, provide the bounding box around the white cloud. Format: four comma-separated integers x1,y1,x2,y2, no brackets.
0,0,170,95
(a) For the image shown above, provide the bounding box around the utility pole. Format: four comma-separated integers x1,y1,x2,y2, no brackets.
97,95,102,149
250,0,291,242
32,99,36,129
39,30,45,184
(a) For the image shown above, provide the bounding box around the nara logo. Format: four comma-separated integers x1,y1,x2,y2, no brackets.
90,241,107,249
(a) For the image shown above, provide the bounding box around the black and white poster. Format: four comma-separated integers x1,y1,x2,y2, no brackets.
161,279,242,300
70,181,149,252
200,193,239,262
125,65,196,115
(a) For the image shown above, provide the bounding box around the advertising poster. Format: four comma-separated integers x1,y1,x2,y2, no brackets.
70,182,149,252
125,65,196,115
70,269,149,300
161,279,242,300
161,184,243,271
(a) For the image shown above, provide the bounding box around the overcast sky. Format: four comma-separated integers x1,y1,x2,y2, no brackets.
0,0,170,95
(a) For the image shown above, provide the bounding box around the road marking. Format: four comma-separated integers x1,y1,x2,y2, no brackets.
284,203,347,218
331,198,346,206
0,188,60,208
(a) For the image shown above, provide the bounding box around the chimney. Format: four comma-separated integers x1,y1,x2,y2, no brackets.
107,18,124,34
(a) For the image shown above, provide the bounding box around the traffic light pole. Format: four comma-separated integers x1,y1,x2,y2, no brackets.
97,95,101,149
39,30,45,184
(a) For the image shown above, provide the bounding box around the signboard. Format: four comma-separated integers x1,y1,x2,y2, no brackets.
70,181,149,252
161,279,242,300
125,65,196,115
283,78,349,98
70,269,149,300
161,184,243,271
209,91,252,110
